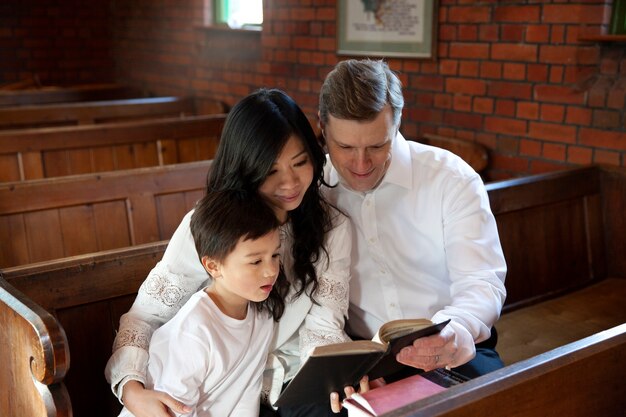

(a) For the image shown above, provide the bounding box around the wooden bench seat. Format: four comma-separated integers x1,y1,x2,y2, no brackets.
0,114,225,181
0,96,222,129
0,161,211,268
0,83,138,107
0,164,624,417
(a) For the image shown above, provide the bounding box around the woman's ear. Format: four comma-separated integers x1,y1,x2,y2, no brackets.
201,256,221,278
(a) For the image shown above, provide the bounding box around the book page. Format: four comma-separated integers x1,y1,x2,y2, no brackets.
310,340,387,356
375,318,434,343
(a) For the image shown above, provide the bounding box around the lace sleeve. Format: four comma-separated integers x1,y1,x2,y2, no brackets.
105,211,209,400
299,212,352,360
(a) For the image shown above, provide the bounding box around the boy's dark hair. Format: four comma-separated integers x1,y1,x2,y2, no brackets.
190,189,289,321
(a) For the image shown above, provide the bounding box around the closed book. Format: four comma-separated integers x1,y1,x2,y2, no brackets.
343,368,468,416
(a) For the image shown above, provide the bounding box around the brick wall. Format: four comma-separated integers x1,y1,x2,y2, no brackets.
0,0,115,85
4,1,624,179
112,0,625,179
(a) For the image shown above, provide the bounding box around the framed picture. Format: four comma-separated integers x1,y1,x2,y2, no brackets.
337,0,437,59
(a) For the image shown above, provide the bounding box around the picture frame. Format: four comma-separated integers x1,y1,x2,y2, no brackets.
337,0,437,59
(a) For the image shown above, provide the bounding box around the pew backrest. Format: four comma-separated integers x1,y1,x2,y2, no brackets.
421,133,489,174
382,323,626,417
0,83,138,107
1,242,169,417
0,160,211,268
0,96,197,129
0,114,225,181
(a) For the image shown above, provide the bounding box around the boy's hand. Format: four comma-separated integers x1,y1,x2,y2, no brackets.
123,380,192,417
330,375,374,414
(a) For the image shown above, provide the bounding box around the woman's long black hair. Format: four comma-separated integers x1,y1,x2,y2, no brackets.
207,88,333,297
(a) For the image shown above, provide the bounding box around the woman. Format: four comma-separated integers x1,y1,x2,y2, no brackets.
105,89,352,417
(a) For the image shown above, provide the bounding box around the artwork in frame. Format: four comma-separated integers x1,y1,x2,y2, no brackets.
337,0,438,59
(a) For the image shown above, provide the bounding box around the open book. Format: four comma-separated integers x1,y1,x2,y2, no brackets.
274,318,450,407
343,368,469,416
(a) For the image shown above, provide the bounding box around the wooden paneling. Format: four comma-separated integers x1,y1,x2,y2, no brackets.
0,161,211,268
0,84,137,107
0,96,195,129
0,114,225,181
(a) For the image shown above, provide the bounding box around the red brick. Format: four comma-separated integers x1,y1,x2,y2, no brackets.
607,89,626,109
473,97,494,114
434,93,452,109
476,132,497,149
520,139,542,156
528,121,577,143
439,59,459,76
495,99,516,117
449,43,490,59
290,7,315,21
530,160,571,175
315,7,335,21
489,81,533,100
453,95,472,111
550,25,565,44
565,106,592,126
411,75,445,91
526,25,550,43
534,85,585,105
485,116,527,135
501,24,525,42
549,66,564,83
459,60,479,77
443,111,484,130
439,24,457,41
448,6,491,23
540,104,565,123
592,109,621,129
480,61,502,79
527,64,548,82
446,77,487,95
542,143,567,161
567,146,593,164
502,63,526,80
543,5,606,24
494,5,540,22
517,101,539,120
479,24,499,42
593,149,621,166
458,25,478,41
409,108,444,123
491,43,537,62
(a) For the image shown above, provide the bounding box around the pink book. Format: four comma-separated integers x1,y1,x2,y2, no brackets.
343,373,448,417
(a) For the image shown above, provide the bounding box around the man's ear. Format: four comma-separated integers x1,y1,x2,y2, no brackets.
201,256,221,278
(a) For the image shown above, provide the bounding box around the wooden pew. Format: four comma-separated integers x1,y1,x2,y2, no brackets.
0,114,226,181
383,324,626,417
0,96,215,129
0,161,211,268
420,133,489,175
1,243,167,417
0,164,624,417
0,83,138,107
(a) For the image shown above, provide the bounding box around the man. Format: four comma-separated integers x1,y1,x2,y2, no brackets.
319,59,507,393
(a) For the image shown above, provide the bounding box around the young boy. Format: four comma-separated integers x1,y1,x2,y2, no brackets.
118,189,289,417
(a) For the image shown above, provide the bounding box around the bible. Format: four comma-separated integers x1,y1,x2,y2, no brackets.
342,368,469,416
273,318,450,407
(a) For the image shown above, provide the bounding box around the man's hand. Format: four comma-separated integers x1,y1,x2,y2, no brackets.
122,380,192,417
396,326,458,371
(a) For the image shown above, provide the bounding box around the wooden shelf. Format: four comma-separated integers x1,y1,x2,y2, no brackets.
578,34,626,42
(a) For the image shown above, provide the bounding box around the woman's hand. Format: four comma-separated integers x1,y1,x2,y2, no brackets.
122,380,192,417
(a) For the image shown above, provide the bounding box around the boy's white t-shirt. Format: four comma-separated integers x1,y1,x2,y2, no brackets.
119,289,275,417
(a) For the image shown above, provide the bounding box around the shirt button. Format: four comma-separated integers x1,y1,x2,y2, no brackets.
369,237,376,243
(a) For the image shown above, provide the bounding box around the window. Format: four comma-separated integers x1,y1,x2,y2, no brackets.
214,0,263,30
